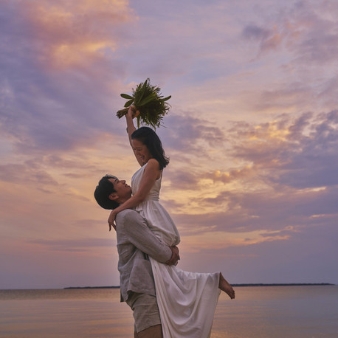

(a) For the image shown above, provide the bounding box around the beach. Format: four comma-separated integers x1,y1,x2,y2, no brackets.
0,285,337,337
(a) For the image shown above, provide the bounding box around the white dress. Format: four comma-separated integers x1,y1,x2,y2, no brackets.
132,163,221,338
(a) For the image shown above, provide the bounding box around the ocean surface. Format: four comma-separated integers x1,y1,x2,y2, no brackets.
0,285,337,338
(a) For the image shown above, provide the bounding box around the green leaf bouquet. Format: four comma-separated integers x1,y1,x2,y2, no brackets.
116,78,171,128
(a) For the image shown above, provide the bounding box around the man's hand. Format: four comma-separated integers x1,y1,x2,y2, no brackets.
165,246,180,266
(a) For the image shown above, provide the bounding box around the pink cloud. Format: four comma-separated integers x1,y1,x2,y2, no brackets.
16,0,134,70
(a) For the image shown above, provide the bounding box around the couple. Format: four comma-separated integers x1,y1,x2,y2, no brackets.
94,106,235,337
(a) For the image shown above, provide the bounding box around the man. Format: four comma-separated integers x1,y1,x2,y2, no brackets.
94,174,179,338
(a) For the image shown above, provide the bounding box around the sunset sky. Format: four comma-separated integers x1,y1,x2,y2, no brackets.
1,0,337,289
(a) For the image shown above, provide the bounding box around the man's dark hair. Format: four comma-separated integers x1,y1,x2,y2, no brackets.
94,175,119,210
131,127,169,170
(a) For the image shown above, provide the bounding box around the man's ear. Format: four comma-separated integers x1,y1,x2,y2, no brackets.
108,193,119,201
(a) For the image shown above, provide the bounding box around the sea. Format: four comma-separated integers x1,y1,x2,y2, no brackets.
0,285,337,338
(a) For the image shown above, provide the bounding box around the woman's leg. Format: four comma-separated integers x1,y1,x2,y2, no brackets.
137,324,163,338
219,272,235,299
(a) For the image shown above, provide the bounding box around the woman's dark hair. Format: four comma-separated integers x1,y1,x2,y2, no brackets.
94,175,119,210
131,127,169,170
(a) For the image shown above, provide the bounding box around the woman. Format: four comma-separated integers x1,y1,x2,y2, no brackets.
109,106,235,337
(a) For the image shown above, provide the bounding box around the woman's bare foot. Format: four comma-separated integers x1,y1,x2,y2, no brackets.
219,273,235,299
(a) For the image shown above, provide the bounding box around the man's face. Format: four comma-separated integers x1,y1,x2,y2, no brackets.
108,177,132,201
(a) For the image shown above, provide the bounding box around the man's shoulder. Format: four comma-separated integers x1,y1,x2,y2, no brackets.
117,209,136,215
116,209,147,235
116,209,141,223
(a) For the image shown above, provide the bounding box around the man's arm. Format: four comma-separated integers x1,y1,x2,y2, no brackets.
116,210,179,265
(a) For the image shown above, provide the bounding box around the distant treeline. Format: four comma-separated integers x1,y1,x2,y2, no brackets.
64,286,120,289
64,283,334,289
233,283,334,287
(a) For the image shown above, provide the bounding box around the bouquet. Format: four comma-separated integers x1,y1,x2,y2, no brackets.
116,78,171,128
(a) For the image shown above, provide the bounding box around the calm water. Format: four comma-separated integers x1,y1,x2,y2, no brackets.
0,285,337,338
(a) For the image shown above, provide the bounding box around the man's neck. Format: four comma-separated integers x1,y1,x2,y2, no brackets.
117,196,131,205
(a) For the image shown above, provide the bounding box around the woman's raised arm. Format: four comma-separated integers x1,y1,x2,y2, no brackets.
125,106,144,166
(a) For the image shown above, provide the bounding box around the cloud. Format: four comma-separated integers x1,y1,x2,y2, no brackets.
1,0,338,288
29,237,115,252
157,110,337,246
252,83,316,112
0,0,134,155
230,110,338,189
159,113,227,156
206,166,255,184
291,1,338,65
241,0,338,65
237,1,338,117
242,24,282,54
15,0,132,70
159,110,338,256
0,162,58,186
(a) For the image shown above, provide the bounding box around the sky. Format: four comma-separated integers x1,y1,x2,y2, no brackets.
0,0,337,289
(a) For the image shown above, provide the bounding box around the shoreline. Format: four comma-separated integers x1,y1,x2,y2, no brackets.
64,283,335,289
